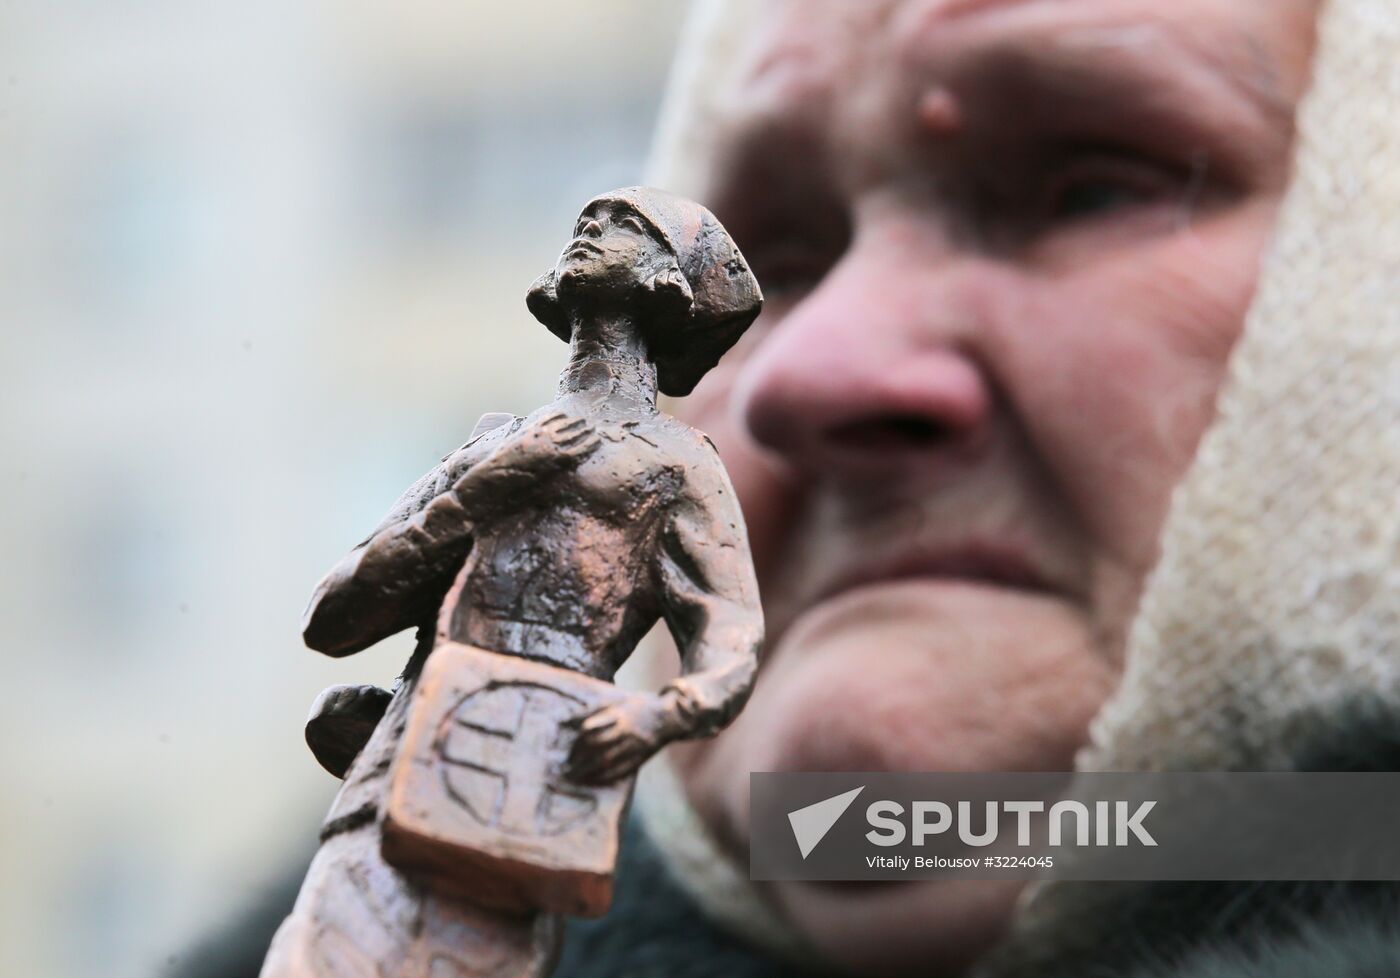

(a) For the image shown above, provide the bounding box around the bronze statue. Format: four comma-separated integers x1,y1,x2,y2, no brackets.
262,188,764,977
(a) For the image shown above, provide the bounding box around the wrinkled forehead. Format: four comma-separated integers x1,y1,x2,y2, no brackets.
736,0,1310,82
650,0,1316,196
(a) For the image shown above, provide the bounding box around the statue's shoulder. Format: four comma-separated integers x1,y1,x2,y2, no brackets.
635,414,717,457
641,417,736,509
437,411,520,476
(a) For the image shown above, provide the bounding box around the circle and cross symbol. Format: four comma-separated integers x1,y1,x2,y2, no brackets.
435,680,599,837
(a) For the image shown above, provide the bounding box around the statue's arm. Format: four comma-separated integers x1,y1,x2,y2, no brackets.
654,447,764,739
562,439,761,786
301,422,513,657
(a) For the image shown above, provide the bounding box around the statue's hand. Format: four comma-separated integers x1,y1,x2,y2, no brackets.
304,683,392,778
472,411,600,485
563,694,673,786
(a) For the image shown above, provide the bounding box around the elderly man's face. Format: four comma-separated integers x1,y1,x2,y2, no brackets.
661,0,1318,972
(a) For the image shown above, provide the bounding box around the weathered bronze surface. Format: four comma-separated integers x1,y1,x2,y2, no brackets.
382,642,635,918
262,188,764,978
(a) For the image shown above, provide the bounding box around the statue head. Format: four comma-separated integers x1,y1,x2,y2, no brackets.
527,187,763,397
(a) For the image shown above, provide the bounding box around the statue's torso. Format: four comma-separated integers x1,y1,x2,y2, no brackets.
446,402,693,679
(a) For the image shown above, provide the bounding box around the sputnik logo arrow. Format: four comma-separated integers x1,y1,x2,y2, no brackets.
788,786,865,859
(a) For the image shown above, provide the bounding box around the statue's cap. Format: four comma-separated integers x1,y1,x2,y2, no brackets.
528,186,763,397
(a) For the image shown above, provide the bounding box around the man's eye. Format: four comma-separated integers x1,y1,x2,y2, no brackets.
1040,156,1183,225
620,216,645,233
1051,181,1148,220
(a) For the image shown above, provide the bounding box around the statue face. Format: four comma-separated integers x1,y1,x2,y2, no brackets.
553,199,672,309
654,0,1320,973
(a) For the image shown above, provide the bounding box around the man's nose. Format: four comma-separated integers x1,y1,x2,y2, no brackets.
737,236,996,476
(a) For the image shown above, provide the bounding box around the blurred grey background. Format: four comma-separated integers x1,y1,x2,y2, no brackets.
0,3,688,976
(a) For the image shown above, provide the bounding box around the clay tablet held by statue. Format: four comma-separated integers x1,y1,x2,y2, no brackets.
264,188,765,978
383,641,636,917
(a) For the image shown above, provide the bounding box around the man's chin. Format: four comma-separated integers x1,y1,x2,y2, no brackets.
670,578,1115,968
728,578,1111,776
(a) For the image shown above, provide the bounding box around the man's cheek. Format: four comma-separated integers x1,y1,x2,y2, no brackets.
1135,207,1274,364
1002,249,1247,556
1074,218,1265,471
